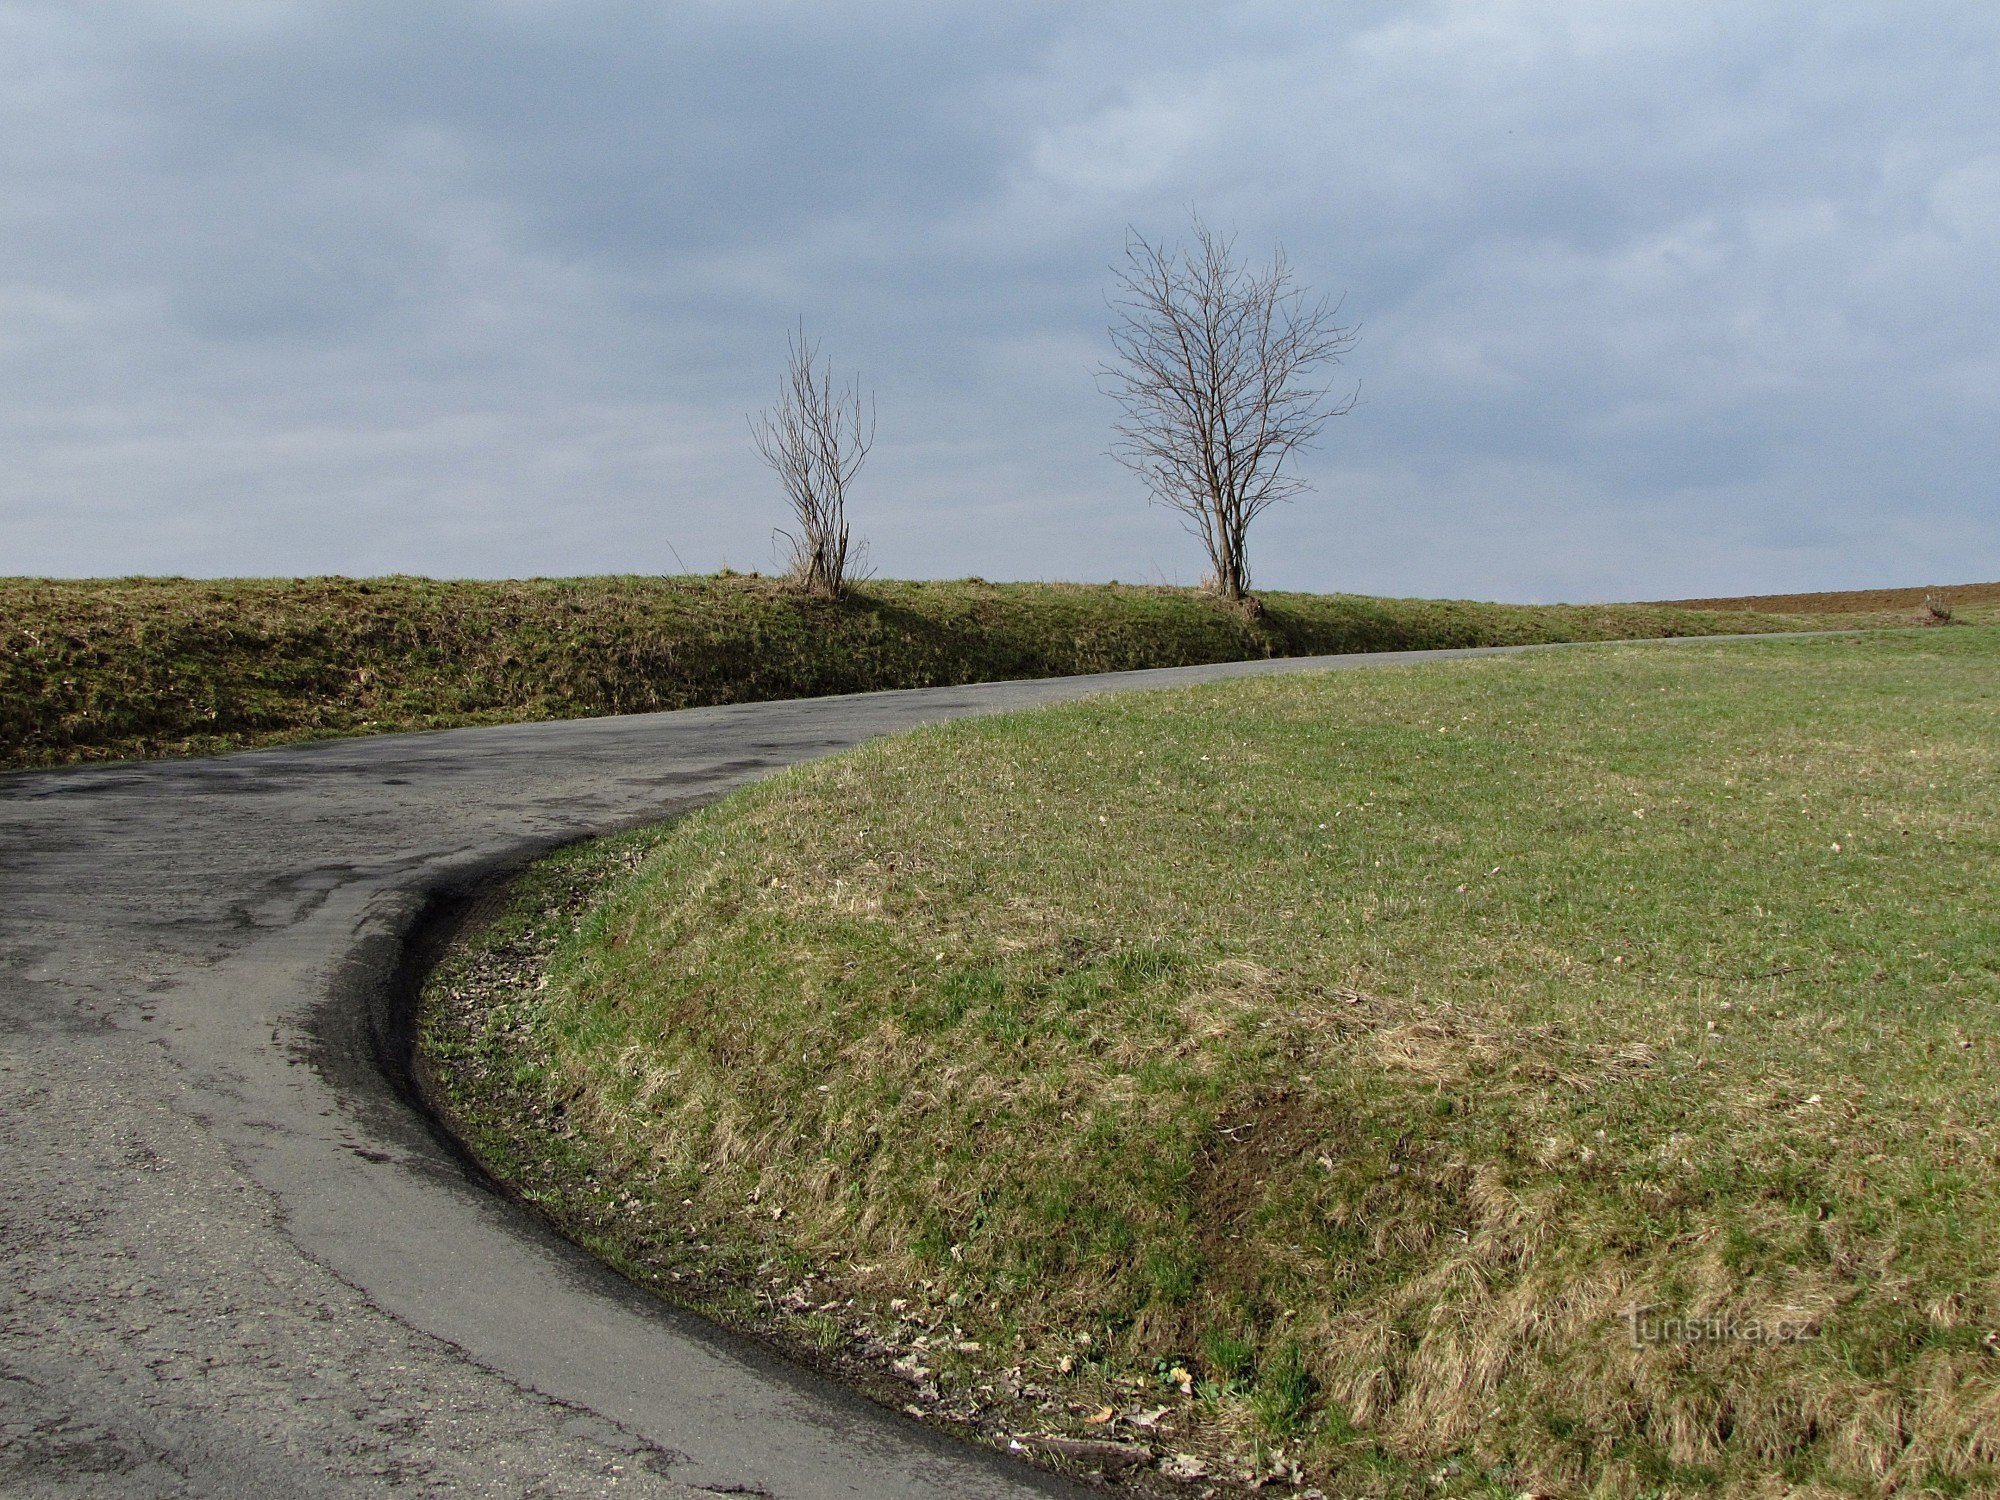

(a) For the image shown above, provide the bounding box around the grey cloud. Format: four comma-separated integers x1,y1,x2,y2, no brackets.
0,0,1995,594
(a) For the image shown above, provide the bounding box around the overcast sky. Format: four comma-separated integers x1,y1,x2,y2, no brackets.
2,2,1995,600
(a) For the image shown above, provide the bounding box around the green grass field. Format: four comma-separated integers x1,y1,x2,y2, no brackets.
8,573,1984,773
422,627,2000,1497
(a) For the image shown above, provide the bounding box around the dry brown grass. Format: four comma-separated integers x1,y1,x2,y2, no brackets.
0,572,1938,772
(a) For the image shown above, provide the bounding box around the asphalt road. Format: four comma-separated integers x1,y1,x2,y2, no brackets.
0,638,1791,1497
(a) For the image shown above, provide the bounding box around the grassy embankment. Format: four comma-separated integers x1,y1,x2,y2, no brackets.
7,574,1990,772
422,627,2000,1497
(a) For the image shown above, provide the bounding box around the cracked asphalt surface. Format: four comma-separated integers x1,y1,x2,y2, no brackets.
0,640,1784,1497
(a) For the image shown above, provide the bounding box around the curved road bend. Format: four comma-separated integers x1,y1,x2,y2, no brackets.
0,637,1807,1498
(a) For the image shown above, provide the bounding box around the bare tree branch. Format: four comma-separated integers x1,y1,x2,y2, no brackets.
749,323,874,599
1099,213,1358,601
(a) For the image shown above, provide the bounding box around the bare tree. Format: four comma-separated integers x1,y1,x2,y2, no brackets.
1100,214,1358,602
750,324,874,598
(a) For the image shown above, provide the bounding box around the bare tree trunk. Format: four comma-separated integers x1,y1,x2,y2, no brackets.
749,325,873,600
1100,214,1358,603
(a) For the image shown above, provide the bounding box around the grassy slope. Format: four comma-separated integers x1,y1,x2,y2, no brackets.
423,629,2000,1498
0,573,1930,772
